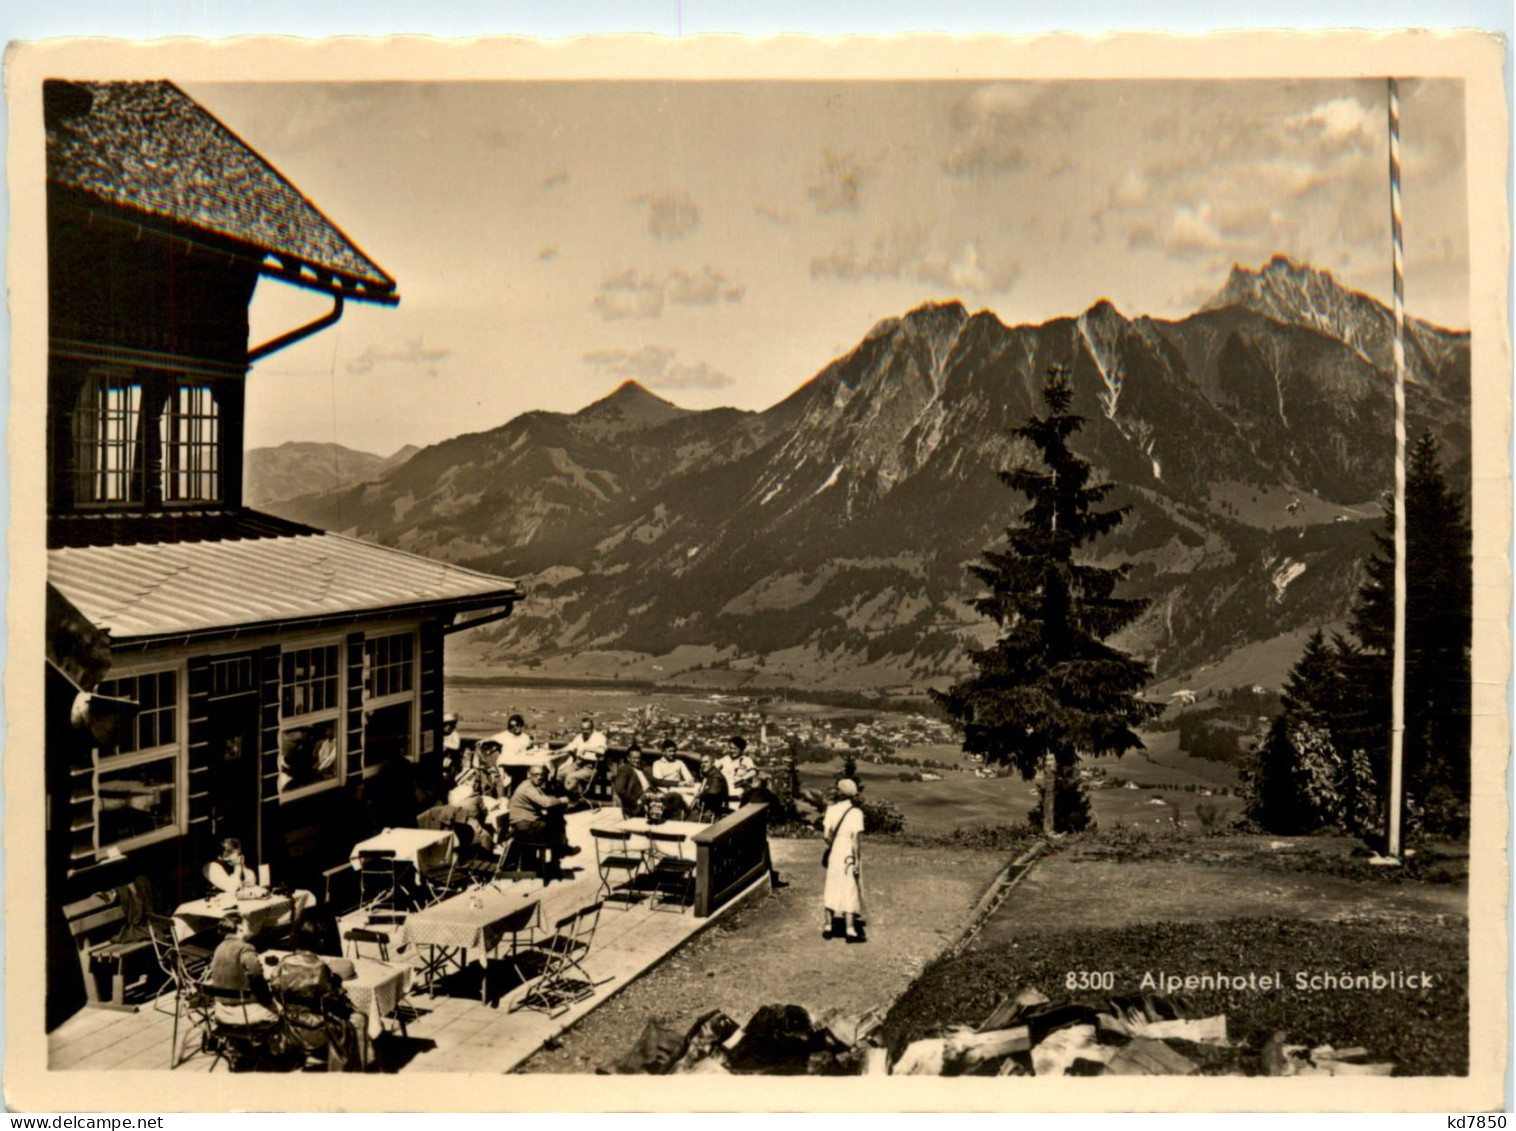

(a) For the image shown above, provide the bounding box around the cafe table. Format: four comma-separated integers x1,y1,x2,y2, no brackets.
349,827,455,872
172,890,294,942
403,881,545,1002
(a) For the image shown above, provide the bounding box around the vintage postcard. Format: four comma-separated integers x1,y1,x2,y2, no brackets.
4,32,1508,1112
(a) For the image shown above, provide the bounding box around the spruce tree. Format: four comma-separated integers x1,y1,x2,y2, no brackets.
933,366,1160,830
1347,431,1472,833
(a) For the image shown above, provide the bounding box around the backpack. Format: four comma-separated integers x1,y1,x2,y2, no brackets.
276,950,336,999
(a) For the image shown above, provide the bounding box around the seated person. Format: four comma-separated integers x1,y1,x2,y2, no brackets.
650,740,695,788
695,753,729,821
555,750,598,802
491,714,537,763
719,736,758,795
611,743,653,817
476,740,513,830
202,836,316,918
447,745,492,808
560,715,608,762
507,764,581,865
207,912,279,1024
203,837,257,894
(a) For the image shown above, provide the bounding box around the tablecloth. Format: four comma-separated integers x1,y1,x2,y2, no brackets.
172,893,294,941
349,827,454,872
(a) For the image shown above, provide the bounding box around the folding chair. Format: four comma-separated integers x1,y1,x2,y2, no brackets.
475,837,540,888
590,828,647,909
322,862,360,917
356,848,401,912
513,901,605,1018
196,984,285,1072
146,913,209,1016
416,841,468,906
644,830,697,912
146,920,213,1069
343,927,391,962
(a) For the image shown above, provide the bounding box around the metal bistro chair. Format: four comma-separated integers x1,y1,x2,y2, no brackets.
513,901,605,1018
644,829,697,913
356,848,401,912
196,984,285,1072
146,913,210,1015
589,827,647,909
146,919,214,1069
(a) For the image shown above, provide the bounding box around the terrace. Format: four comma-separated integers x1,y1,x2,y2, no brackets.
50,807,771,1074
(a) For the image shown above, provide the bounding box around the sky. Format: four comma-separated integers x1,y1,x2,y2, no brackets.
186,79,1472,457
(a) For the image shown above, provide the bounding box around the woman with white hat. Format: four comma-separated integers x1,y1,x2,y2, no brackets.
822,779,867,943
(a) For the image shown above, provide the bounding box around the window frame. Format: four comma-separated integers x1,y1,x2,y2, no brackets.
72,369,146,510
277,639,345,802
361,628,420,775
90,664,186,858
159,380,223,505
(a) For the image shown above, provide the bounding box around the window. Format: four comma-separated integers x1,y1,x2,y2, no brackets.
279,643,342,797
73,375,144,504
365,632,414,699
92,668,182,854
363,631,417,770
160,383,221,503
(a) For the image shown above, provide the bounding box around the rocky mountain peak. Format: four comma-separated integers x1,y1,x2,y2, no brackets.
575,379,690,434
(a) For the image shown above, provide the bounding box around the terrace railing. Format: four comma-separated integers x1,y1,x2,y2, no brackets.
692,803,770,917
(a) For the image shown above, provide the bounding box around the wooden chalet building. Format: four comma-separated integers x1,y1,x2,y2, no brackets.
42,80,519,1023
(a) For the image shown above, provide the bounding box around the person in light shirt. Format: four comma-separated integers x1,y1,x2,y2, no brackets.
491,714,536,765
560,715,608,761
651,739,695,788
719,735,758,795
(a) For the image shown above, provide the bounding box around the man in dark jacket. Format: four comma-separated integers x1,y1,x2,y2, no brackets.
611,743,653,817
695,753,728,821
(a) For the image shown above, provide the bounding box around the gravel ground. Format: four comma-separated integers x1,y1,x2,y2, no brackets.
517,838,1007,1073
882,914,1469,1075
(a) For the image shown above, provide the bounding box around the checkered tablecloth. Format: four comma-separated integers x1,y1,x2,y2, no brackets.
404,884,542,959
339,956,411,1039
173,893,294,941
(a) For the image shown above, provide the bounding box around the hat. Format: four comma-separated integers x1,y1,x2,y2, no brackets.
443,712,460,725
837,779,859,797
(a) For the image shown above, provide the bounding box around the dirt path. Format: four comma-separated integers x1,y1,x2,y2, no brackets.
518,838,1007,1073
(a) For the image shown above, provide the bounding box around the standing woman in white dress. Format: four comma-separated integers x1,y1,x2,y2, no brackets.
822,779,867,943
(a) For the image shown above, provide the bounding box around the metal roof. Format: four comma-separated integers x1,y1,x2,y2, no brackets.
49,531,520,643
45,80,396,299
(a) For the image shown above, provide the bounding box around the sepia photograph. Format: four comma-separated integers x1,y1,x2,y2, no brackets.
4,32,1508,1112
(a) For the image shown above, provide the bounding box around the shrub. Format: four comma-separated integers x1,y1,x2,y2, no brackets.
859,797,906,836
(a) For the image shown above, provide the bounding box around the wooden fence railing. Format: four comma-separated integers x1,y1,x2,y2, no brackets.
692,803,770,917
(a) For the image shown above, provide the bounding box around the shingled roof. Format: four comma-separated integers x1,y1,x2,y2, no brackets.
45,79,396,301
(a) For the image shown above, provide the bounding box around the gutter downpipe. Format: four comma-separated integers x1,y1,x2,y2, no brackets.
246,292,344,363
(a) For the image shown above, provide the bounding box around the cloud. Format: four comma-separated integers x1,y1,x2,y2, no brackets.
942,83,1067,179
808,151,870,213
639,191,701,240
591,266,745,320
346,337,451,376
582,345,734,390
810,225,1019,295
1284,97,1379,155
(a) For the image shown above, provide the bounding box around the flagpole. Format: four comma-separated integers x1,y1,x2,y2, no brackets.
1387,77,1407,858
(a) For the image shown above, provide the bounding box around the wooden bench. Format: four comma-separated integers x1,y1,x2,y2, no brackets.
63,889,156,1012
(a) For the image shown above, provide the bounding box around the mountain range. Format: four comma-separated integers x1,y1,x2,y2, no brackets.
263,257,1471,692
244,441,418,509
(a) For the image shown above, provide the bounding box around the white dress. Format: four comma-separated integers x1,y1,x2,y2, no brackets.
822,800,866,917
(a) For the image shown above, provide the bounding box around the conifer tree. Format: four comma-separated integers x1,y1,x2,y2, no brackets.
1347,431,1472,832
933,366,1160,830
